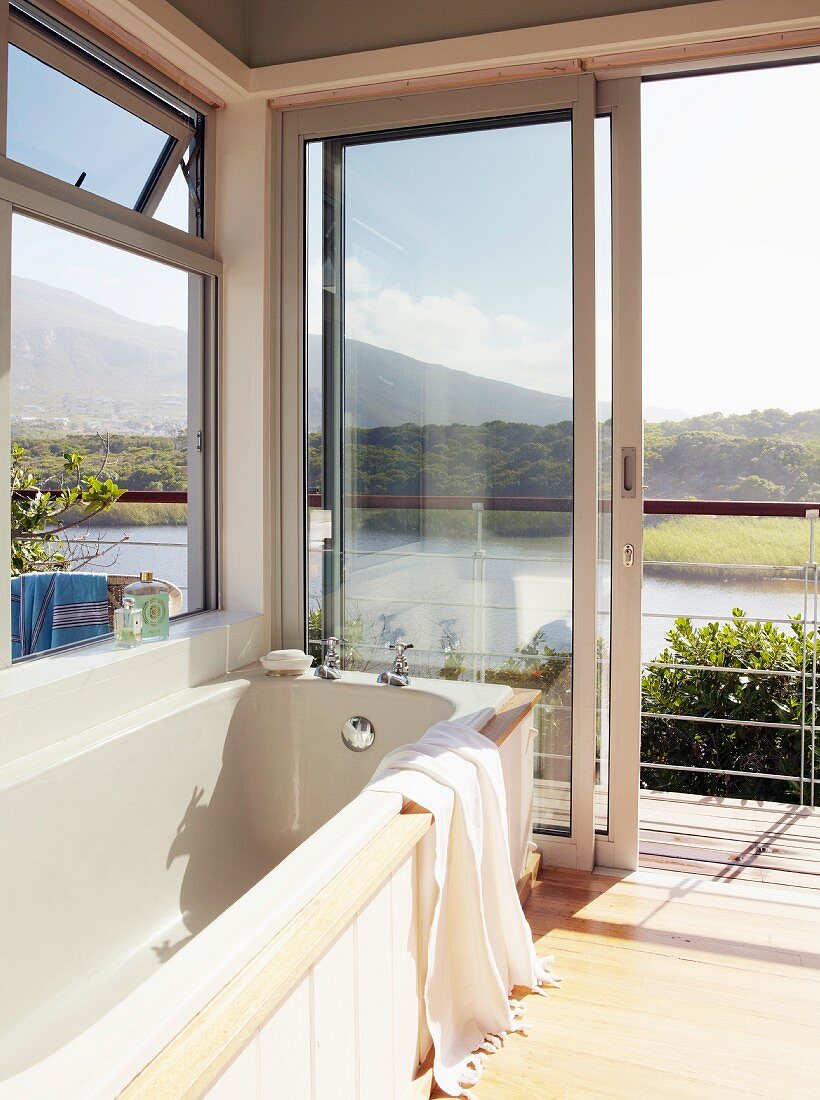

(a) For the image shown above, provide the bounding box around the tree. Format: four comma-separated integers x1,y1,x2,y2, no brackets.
11,438,125,576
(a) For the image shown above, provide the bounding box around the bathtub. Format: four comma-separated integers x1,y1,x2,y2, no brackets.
0,668,533,1099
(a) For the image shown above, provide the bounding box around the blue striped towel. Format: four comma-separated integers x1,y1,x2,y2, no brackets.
11,572,110,659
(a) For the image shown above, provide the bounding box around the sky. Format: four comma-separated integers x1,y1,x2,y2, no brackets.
642,64,820,415
9,47,820,417
306,63,820,417
307,120,575,400
8,42,192,330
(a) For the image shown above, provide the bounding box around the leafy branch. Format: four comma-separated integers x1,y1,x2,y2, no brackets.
11,438,126,576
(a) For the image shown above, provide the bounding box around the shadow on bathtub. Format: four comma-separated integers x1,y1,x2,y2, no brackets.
154,708,277,963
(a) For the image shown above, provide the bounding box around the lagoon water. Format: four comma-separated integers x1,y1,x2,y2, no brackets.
99,525,811,662
85,524,189,612
313,528,811,665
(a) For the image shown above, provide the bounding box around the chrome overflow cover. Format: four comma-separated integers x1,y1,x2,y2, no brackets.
341,716,376,752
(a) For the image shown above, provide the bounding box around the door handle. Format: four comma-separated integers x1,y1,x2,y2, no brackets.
621,446,636,498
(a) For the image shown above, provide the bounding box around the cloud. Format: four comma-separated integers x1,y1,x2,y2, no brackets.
309,258,572,395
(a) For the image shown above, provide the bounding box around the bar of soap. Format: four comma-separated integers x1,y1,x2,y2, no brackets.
263,649,307,661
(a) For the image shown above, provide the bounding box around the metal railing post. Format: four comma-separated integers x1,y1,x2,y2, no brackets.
809,510,819,808
472,502,486,682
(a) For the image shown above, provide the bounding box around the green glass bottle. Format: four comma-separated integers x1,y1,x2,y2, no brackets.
124,571,170,641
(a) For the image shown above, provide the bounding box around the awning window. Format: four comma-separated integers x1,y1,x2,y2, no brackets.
6,3,199,225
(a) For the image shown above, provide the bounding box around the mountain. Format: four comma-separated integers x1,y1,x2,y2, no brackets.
10,277,685,433
11,276,186,429
308,334,577,431
307,335,686,429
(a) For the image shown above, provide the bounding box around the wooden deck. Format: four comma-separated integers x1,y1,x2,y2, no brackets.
534,780,820,889
432,867,820,1098
640,789,820,889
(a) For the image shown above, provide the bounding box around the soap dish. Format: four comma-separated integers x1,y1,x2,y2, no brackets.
260,652,314,676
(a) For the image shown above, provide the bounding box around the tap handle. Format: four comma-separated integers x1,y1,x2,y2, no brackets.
388,642,413,657
322,636,346,658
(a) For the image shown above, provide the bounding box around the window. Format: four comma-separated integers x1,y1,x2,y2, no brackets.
3,4,217,665
6,0,203,233
306,115,576,835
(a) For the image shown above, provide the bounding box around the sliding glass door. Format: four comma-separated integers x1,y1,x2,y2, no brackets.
281,74,642,869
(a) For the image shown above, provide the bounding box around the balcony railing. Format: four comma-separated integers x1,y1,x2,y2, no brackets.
305,492,819,813
12,487,820,810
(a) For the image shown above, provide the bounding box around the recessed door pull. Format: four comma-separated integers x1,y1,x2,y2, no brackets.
621,446,637,498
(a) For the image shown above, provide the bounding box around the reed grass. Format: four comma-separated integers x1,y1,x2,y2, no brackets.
72,502,188,527
354,508,569,539
643,515,810,571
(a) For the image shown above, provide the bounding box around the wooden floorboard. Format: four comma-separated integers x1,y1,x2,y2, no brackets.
639,790,820,884
431,868,820,1099
535,781,820,883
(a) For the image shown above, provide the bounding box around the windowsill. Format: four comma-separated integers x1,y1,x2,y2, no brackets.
0,609,267,768
2,609,250,690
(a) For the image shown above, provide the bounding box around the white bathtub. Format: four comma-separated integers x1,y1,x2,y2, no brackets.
0,669,515,1099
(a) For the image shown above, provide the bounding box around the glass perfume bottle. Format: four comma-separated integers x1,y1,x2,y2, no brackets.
113,596,142,648
124,571,170,641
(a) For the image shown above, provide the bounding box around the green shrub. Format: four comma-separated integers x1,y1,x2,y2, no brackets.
641,609,817,803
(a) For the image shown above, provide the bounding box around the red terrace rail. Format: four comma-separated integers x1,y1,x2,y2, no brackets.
11,490,820,518
644,499,820,518
306,494,820,518
306,493,573,511
12,489,188,504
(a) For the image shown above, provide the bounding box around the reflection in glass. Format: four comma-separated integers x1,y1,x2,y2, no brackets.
307,116,575,834
7,45,173,209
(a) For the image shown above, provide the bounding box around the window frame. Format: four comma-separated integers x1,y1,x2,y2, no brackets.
0,3,221,669
276,74,601,871
8,2,199,220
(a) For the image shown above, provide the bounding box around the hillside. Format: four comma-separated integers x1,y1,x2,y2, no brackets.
648,408,820,440
11,276,187,430
11,278,684,433
308,334,573,429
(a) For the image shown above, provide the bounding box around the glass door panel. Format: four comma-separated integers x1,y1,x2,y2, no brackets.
306,113,576,835
640,64,820,874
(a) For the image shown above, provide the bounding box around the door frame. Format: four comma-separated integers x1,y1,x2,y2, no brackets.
274,72,643,873
593,78,644,874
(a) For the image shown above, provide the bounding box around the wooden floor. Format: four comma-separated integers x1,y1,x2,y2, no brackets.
432,867,820,1099
640,790,820,889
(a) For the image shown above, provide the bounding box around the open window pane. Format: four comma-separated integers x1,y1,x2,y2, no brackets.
153,163,194,232
10,214,209,659
7,44,177,210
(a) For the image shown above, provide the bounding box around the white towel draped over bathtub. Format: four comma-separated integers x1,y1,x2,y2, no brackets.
366,711,560,1097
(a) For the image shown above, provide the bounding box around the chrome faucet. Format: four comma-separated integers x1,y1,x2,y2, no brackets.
315,636,343,679
377,642,413,687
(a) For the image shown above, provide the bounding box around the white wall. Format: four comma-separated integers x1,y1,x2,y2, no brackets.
213,98,273,657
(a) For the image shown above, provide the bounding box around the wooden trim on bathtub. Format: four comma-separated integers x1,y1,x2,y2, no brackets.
516,849,542,908
119,808,432,1100
478,688,541,748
